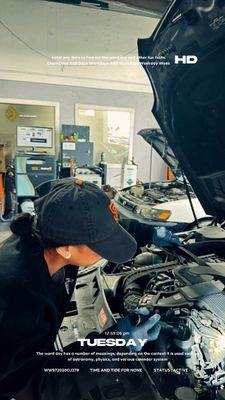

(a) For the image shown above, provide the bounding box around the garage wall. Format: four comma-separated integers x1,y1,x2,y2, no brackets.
0,79,165,182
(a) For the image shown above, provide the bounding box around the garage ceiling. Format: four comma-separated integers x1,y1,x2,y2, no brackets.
43,0,171,17
0,0,167,92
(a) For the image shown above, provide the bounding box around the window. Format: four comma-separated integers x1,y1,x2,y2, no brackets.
76,105,134,164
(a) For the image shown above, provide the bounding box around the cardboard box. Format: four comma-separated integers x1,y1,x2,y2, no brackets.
0,146,6,173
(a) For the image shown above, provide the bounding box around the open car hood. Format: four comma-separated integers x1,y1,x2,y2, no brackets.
42,0,170,17
138,128,181,177
138,0,225,220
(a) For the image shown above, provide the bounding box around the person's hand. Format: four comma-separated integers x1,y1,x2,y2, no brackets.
117,307,161,352
152,226,181,248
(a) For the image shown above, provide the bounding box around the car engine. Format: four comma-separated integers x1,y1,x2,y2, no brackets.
58,226,225,400
123,258,225,391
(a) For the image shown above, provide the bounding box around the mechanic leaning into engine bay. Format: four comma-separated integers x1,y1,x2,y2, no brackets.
0,178,163,400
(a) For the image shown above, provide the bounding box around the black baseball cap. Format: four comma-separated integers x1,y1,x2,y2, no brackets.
34,178,137,263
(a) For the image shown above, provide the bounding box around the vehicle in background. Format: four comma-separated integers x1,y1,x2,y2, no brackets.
114,128,210,232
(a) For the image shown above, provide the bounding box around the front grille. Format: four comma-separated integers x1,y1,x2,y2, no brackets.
117,196,135,211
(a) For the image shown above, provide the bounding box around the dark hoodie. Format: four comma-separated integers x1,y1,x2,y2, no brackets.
0,233,77,397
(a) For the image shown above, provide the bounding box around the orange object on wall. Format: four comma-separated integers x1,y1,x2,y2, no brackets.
0,174,4,214
166,167,174,181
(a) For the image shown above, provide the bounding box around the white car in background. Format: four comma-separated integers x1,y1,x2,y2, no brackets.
115,129,210,232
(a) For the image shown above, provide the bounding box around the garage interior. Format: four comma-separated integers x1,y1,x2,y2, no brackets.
2,1,225,400
0,0,174,239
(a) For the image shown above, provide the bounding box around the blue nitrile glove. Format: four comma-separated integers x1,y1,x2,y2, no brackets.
152,226,181,248
117,307,161,352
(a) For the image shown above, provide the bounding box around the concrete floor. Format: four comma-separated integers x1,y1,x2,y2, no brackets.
0,221,11,242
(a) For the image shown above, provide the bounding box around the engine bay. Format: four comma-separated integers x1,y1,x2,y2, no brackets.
119,180,194,208
58,225,225,400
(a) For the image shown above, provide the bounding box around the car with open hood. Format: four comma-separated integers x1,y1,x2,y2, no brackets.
56,2,225,400
137,0,225,226
114,128,209,231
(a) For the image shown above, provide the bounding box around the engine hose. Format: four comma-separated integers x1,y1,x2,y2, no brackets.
177,245,209,266
122,260,177,298
0,215,8,222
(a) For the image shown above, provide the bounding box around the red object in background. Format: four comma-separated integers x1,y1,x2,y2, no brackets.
66,135,74,141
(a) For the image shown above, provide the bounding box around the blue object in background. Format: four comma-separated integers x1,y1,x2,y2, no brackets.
152,226,181,248
15,154,56,198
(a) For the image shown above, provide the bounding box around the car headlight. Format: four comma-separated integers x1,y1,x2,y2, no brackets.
134,206,171,221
